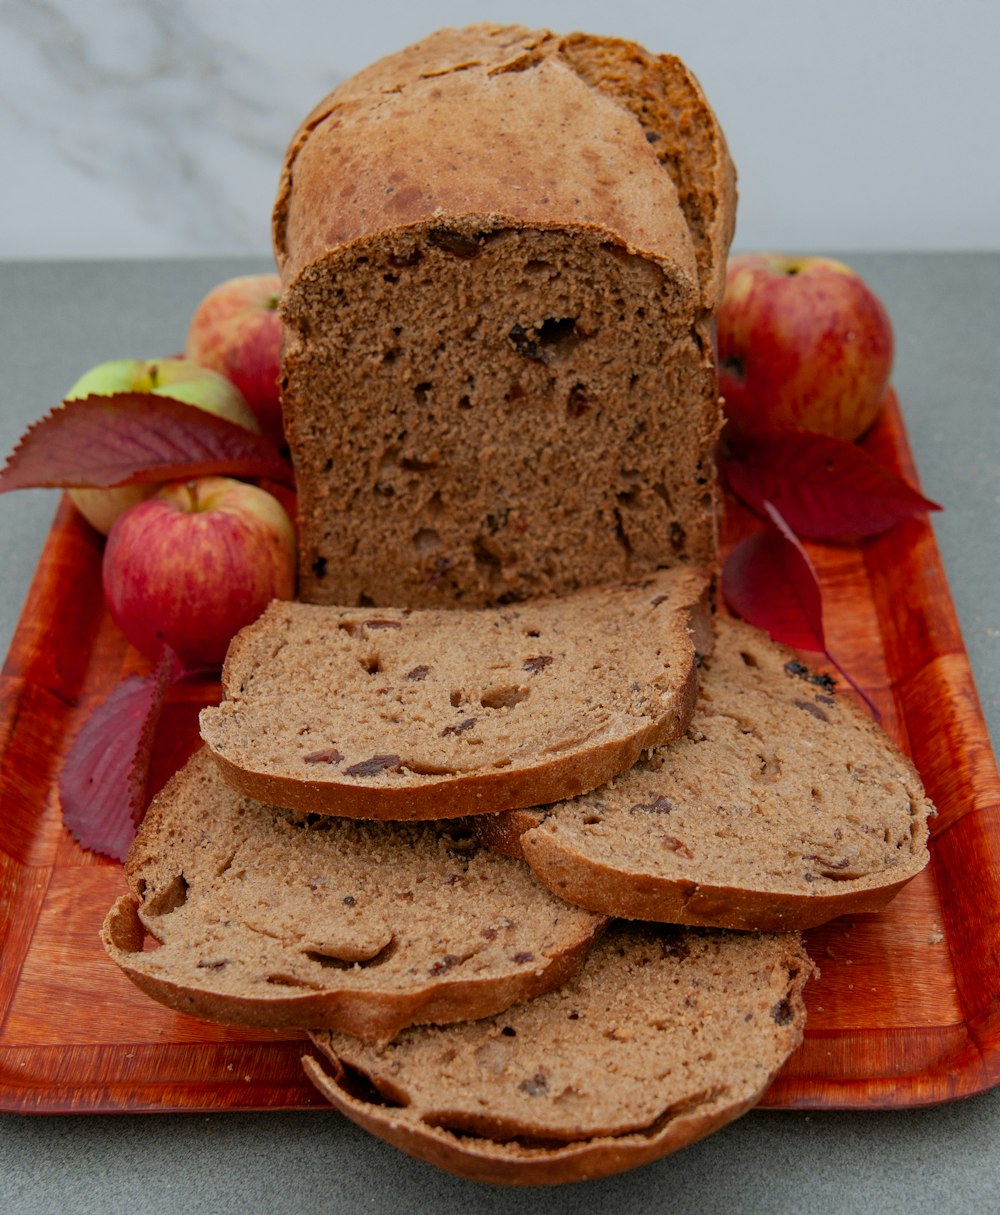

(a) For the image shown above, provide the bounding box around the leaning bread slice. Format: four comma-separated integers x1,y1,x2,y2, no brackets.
477,617,933,931
305,922,812,1185
199,568,710,820
101,750,604,1040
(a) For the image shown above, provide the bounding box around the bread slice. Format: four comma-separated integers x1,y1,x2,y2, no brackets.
273,24,736,608
101,750,605,1041
198,568,711,820
305,922,813,1185
476,618,934,931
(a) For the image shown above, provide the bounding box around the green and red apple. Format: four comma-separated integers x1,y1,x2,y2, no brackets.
185,274,285,446
717,254,894,442
64,356,259,534
102,475,296,670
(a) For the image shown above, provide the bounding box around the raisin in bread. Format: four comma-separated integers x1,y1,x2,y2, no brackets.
199,569,711,819
272,23,736,608
476,618,934,931
305,922,812,1185
101,749,605,1040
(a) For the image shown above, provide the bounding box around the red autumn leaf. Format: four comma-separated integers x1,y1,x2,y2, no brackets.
59,647,181,861
723,501,879,717
723,501,826,652
724,430,941,540
0,393,294,493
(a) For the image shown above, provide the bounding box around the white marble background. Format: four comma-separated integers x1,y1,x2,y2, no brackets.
2,0,998,259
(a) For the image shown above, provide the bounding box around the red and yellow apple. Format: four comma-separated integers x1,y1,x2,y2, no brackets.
102,475,296,670
65,356,259,534
717,254,894,442
185,274,284,446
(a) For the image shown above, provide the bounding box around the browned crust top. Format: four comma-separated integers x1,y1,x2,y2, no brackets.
273,23,735,308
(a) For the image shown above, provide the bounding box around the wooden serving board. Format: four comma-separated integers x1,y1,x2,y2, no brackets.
2,393,999,1114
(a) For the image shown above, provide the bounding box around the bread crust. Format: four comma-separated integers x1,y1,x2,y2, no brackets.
476,619,934,932
303,1050,759,1184
100,750,607,1039
273,24,735,307
102,893,605,1040
303,925,812,1184
199,572,710,820
272,24,735,609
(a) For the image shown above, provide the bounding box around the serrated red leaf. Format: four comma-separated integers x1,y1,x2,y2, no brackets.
723,502,880,718
0,393,294,493
723,501,826,652
59,647,181,861
724,430,940,541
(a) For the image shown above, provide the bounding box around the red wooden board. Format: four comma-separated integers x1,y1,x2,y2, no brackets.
2,392,999,1113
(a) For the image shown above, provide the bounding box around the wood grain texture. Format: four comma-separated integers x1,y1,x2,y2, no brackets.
1,395,999,1113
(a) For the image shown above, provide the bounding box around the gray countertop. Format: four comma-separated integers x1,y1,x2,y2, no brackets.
1,254,998,1213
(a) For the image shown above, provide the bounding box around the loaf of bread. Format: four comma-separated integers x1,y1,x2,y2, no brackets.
199,568,711,819
476,617,934,930
101,750,605,1040
305,922,813,1185
272,23,736,608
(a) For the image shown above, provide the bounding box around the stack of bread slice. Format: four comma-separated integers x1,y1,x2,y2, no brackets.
102,571,931,1183
101,23,934,1185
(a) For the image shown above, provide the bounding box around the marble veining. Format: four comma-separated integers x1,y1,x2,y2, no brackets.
2,0,339,257
1,0,997,258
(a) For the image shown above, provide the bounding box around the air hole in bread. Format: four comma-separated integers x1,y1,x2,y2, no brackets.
335,1059,408,1108
613,508,633,559
388,249,422,269
403,759,461,776
566,383,589,417
412,528,441,554
472,537,502,573
669,521,687,552
427,228,482,259
145,874,189,917
479,685,529,711
306,937,398,969
360,652,382,675
266,973,315,988
538,316,577,348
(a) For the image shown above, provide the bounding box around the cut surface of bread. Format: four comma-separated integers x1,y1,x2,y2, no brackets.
199,569,710,819
305,922,812,1185
101,750,605,1041
476,618,934,931
273,24,735,608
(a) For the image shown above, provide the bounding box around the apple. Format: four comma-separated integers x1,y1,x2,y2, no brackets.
65,356,260,535
717,254,894,442
185,274,285,446
102,475,296,670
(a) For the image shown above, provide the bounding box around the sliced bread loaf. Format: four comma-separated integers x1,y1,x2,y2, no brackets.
476,617,934,931
198,568,711,819
273,24,736,608
101,749,605,1040
305,922,813,1185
